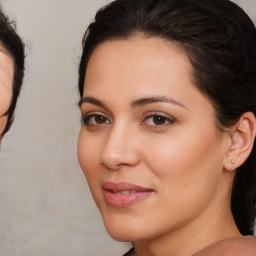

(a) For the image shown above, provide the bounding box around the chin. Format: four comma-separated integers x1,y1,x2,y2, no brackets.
107,230,134,242
102,212,162,243
105,226,141,242
101,212,143,242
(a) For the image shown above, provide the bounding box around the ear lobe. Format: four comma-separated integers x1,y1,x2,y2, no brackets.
224,112,256,171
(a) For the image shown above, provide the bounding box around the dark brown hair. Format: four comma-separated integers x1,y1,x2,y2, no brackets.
78,0,256,235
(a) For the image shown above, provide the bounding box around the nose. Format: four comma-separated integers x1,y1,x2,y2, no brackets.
100,124,140,170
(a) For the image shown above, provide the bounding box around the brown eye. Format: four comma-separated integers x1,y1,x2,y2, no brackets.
83,114,110,126
95,115,108,124
152,115,167,125
142,114,175,127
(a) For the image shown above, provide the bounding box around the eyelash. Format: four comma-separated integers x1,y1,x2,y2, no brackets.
83,112,110,126
82,112,176,127
141,112,176,127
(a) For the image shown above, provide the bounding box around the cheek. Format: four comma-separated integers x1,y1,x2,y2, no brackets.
78,130,96,175
78,134,104,213
144,126,223,196
138,130,225,231
77,129,103,197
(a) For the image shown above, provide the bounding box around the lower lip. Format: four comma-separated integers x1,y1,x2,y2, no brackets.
104,190,152,208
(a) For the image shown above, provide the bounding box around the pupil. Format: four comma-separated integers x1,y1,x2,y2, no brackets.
153,116,165,125
96,115,106,124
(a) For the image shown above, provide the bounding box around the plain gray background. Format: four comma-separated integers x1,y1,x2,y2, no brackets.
0,0,255,255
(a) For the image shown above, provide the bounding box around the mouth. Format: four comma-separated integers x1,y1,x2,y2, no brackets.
102,182,154,208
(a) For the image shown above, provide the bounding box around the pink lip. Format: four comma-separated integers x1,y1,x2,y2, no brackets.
102,182,153,208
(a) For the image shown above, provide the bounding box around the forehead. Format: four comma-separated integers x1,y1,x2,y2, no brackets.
84,36,193,94
84,37,194,100
88,36,187,68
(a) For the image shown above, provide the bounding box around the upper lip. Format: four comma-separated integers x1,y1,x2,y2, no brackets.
102,182,153,193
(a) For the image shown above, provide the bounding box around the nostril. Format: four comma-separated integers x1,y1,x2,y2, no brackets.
100,145,140,170
100,152,125,170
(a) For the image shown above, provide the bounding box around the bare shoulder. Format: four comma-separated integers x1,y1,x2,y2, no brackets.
222,236,256,255
193,236,256,256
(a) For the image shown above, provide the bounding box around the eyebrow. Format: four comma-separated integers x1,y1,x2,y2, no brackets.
78,96,107,108
79,96,187,109
130,96,187,109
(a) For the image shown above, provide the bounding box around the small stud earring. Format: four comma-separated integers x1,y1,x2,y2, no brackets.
231,160,235,164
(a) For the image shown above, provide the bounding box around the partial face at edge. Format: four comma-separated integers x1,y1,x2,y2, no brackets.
78,37,232,242
0,48,14,143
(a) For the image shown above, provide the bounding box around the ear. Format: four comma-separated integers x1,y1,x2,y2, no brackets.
224,112,256,171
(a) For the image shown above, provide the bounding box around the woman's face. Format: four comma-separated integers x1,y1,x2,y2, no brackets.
78,37,232,242
0,49,14,141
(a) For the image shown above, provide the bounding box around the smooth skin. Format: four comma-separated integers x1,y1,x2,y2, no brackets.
78,36,256,256
0,48,14,143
